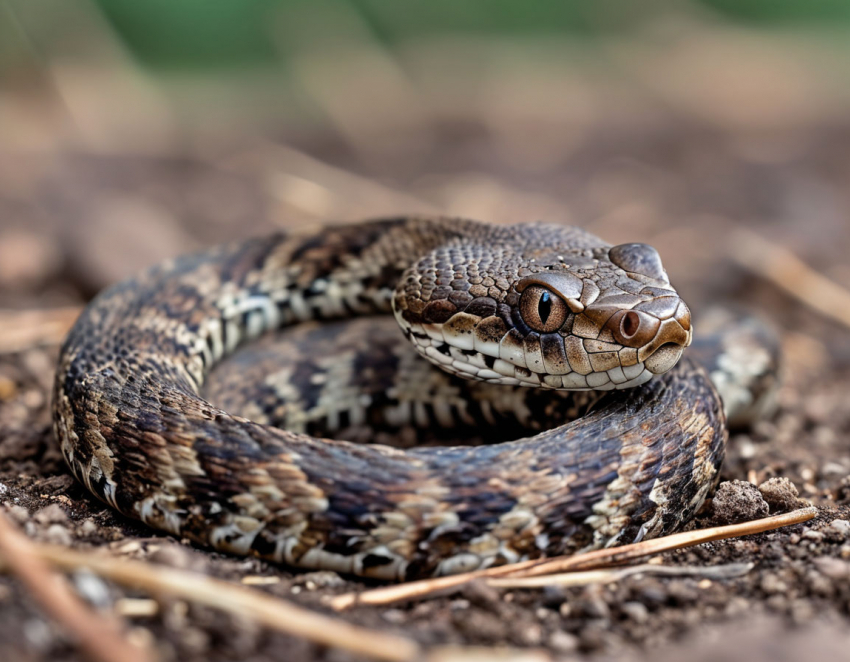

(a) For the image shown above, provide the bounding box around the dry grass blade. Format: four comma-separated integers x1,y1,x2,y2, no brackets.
486,561,754,589
0,509,156,662
503,507,816,578
229,143,440,221
426,647,552,662
729,228,850,331
2,538,563,662
330,507,816,610
17,543,421,662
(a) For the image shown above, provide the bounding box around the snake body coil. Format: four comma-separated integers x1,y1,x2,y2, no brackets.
53,218,729,580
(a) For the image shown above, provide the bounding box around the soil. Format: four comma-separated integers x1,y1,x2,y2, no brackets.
2,118,850,662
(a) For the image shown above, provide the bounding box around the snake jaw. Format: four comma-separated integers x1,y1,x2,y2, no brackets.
409,301,691,393
395,278,694,391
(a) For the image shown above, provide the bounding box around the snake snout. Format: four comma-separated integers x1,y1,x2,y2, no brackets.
638,298,693,374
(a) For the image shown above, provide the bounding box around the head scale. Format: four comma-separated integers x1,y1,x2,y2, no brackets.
393,228,692,391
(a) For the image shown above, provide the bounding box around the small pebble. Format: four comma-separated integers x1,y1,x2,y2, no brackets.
835,477,850,503
449,599,470,611
44,524,71,546
724,596,750,616
127,627,155,651
621,601,649,624
293,570,344,589
5,505,29,525
541,585,566,609
813,556,850,580
636,581,667,606
73,570,112,609
79,519,99,536
578,624,608,651
802,530,824,542
760,573,788,594
548,630,579,654
827,519,850,539
179,627,209,655
667,580,699,604
23,618,54,651
461,579,502,611
33,503,68,526
513,622,542,646
790,599,815,624
381,609,406,625
821,462,846,477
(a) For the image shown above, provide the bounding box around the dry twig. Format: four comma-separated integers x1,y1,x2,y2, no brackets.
486,561,753,589
10,541,421,662
0,509,156,662
729,228,850,331
1,537,563,662
330,507,816,610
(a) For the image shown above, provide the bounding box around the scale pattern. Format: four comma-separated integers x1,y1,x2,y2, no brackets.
53,217,727,580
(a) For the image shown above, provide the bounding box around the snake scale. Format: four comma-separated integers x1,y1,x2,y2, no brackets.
52,218,777,580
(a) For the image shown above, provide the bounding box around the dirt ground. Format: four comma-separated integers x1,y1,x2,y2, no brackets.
2,115,850,662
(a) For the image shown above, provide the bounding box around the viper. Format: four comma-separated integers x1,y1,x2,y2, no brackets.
52,218,778,580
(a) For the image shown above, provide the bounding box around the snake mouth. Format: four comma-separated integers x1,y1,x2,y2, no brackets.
644,342,686,375
396,288,694,390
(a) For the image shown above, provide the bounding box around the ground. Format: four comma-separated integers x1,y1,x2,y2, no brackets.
2,117,850,662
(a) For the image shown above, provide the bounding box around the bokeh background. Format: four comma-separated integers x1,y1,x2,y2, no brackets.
2,0,850,343
3,3,850,660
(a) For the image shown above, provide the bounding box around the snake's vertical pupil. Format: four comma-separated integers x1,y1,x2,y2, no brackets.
538,291,552,325
519,285,567,333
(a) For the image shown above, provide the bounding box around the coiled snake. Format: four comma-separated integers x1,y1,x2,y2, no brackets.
52,218,777,580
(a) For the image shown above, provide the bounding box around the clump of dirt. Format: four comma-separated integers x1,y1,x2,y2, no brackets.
759,477,807,514
709,480,770,525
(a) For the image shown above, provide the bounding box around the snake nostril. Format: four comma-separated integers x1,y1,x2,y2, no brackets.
620,311,641,339
608,309,659,348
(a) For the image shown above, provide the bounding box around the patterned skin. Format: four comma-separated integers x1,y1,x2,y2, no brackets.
53,218,731,580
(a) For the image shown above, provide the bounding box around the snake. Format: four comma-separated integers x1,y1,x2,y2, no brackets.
52,218,778,580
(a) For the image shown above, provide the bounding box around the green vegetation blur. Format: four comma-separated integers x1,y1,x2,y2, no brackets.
4,0,850,158
65,1,850,70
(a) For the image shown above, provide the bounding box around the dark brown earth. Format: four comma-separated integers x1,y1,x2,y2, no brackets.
2,116,850,662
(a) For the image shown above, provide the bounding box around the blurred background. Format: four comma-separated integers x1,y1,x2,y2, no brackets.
4,4,850,661
1,0,850,343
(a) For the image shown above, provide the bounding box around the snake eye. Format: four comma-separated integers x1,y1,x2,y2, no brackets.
520,286,568,333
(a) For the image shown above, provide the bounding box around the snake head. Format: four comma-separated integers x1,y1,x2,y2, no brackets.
393,229,692,391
